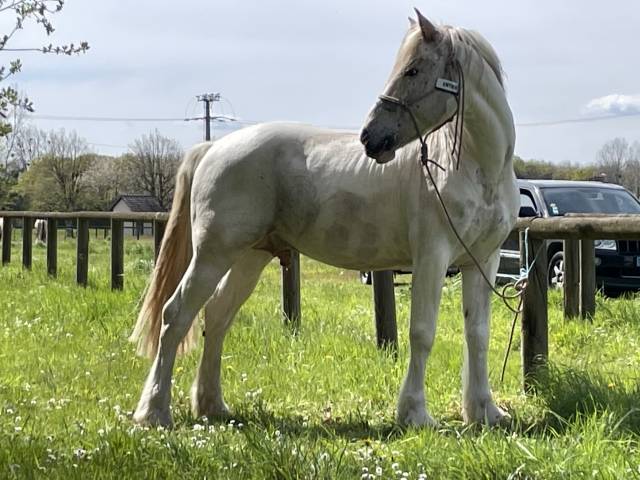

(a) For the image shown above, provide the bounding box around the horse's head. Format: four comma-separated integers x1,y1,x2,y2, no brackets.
361,10,459,163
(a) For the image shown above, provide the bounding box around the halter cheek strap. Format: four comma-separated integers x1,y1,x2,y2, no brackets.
377,59,465,172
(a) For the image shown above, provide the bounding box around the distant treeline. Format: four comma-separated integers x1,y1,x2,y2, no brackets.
514,138,640,197
513,156,599,181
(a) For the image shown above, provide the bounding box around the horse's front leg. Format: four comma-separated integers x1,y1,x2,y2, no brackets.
460,249,509,425
397,254,449,427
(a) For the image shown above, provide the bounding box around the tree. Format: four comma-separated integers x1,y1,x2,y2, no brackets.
0,85,29,170
0,0,89,137
0,165,23,209
82,154,131,210
513,155,595,181
623,141,640,197
1,118,47,174
124,130,182,210
15,128,95,210
596,138,630,184
594,138,640,196
10,123,48,171
13,155,59,209
46,130,94,210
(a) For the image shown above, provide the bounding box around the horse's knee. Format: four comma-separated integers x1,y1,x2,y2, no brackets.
466,323,489,344
409,324,435,352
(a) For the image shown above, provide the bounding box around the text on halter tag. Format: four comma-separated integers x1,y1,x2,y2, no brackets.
435,78,459,95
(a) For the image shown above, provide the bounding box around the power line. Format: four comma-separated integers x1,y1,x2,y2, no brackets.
25,109,640,130
1,48,46,52
28,114,194,123
87,142,128,149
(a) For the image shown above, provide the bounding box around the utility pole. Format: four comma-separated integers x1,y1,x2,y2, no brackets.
196,93,221,141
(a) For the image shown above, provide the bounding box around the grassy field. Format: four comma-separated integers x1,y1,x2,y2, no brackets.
1,233,640,478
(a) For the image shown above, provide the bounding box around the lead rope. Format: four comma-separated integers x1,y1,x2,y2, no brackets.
378,59,539,381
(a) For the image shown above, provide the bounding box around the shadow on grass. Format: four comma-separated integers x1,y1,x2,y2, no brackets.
179,401,405,442
517,363,640,436
176,363,640,441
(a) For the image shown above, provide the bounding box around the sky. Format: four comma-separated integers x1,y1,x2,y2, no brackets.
5,0,640,164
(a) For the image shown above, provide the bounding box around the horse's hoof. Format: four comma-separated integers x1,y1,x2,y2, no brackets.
191,398,231,419
397,408,439,428
463,401,510,427
133,406,173,428
485,403,511,427
191,383,231,419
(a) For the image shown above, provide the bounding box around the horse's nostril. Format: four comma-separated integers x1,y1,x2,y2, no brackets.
360,128,370,145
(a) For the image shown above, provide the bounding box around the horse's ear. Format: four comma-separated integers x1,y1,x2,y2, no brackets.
414,8,439,43
408,16,417,28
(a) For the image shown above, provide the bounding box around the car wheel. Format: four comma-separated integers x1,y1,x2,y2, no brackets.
548,251,564,289
360,271,372,285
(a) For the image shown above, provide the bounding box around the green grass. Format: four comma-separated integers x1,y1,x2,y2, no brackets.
1,233,640,478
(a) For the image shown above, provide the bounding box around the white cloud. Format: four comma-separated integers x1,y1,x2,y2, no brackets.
584,94,640,115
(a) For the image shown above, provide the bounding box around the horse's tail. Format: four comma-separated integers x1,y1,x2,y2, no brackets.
129,141,213,358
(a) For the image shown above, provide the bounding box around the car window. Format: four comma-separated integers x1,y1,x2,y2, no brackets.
520,192,536,210
541,187,640,216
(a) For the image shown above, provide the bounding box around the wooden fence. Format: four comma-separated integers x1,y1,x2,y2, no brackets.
0,210,301,328
2,211,640,389
513,214,640,389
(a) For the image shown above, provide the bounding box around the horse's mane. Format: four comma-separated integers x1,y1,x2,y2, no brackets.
442,26,504,88
407,25,506,170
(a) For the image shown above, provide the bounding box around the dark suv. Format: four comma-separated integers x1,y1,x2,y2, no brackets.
498,179,640,294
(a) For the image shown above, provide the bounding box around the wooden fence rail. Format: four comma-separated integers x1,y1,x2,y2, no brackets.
2,211,640,389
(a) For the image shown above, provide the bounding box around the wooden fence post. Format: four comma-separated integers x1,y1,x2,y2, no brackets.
1,217,11,265
281,250,301,331
111,219,124,290
520,233,548,392
76,218,89,287
22,216,33,269
563,239,580,319
372,270,397,351
153,220,166,261
46,218,57,277
580,239,596,320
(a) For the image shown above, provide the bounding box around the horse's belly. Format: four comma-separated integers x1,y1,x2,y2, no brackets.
292,223,412,271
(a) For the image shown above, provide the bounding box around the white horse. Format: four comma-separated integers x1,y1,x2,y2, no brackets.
131,10,518,428
34,219,47,246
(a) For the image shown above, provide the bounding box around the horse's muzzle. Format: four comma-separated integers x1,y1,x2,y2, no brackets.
361,129,397,163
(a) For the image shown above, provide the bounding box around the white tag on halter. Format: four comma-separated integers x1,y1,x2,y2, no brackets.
435,78,459,95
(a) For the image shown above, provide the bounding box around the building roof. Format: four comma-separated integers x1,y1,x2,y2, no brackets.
110,194,166,212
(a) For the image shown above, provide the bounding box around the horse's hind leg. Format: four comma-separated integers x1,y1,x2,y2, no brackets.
133,253,233,427
191,249,273,418
460,249,509,425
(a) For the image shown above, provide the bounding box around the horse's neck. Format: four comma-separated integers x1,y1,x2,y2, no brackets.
456,52,515,182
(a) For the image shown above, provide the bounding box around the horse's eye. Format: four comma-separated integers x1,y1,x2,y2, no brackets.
404,68,419,77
